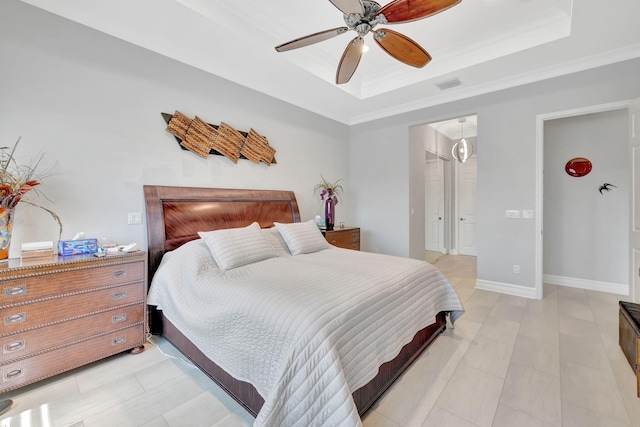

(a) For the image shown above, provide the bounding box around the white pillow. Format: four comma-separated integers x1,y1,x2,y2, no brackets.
198,222,277,270
274,220,329,255
262,227,291,255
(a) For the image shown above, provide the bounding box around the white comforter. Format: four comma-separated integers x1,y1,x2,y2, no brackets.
147,236,464,427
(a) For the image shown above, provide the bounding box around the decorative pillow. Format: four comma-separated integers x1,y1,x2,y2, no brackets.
198,222,277,270
274,220,329,255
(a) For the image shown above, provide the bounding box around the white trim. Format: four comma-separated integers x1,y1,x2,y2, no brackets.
453,160,460,256
535,100,633,300
475,279,538,299
544,274,628,295
535,112,544,300
349,44,640,125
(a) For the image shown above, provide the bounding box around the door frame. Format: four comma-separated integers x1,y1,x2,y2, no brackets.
535,100,632,300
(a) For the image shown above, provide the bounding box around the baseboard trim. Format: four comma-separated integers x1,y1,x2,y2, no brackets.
543,274,628,295
475,279,539,299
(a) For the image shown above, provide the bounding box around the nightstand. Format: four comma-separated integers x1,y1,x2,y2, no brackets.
323,227,360,251
0,251,147,393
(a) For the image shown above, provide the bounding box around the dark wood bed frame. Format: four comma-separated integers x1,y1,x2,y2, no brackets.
143,185,447,418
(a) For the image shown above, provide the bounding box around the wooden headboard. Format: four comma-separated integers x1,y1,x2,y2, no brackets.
143,185,301,283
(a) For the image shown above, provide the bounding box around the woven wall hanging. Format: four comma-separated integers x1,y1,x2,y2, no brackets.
162,111,276,165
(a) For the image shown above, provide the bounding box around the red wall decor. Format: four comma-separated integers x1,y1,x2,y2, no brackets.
565,157,592,177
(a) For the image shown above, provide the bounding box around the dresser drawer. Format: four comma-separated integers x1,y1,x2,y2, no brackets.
1,324,145,392
325,228,360,250
1,304,144,363
1,282,144,335
1,261,144,306
339,242,361,250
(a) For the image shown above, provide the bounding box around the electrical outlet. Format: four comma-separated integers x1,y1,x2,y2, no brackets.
513,264,520,274
506,210,520,219
128,212,142,225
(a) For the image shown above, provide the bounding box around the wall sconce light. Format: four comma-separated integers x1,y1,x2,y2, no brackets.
452,117,474,163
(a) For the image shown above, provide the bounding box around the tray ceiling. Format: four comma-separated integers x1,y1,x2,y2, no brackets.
19,0,640,125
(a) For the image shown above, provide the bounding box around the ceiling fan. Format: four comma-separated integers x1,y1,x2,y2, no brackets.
275,0,461,85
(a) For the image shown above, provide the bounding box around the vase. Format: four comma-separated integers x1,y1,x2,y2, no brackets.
0,208,14,261
324,195,335,231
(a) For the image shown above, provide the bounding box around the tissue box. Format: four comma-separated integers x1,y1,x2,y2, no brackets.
58,239,99,256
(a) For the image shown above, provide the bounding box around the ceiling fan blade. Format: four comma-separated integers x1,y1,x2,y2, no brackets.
374,29,431,67
275,27,349,52
336,36,364,84
376,0,461,24
329,0,365,15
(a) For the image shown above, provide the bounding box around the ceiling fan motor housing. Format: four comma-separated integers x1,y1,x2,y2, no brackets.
343,0,386,32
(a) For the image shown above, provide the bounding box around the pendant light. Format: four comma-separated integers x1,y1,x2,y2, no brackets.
452,117,473,163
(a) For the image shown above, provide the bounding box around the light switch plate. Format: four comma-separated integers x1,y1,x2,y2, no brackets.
128,212,142,225
523,210,534,219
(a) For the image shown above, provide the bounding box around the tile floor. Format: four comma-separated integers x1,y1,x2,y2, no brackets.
2,254,640,426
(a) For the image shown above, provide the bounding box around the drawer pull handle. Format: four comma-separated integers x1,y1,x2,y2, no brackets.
112,292,127,301
112,336,127,346
4,313,26,325
112,314,127,323
5,369,23,379
4,286,26,297
4,340,25,352
112,270,127,279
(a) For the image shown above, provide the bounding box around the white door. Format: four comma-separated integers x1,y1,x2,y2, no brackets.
425,156,445,252
458,157,477,256
631,98,640,302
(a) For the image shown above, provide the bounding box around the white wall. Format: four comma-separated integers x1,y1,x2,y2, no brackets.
0,1,350,258
350,58,640,293
543,109,629,289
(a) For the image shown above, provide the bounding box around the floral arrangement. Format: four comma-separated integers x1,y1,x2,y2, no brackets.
314,174,344,204
0,137,62,236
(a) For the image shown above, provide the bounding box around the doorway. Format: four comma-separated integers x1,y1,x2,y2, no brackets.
424,115,478,257
535,101,633,300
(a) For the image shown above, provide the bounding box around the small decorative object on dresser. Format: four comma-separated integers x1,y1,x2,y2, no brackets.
0,137,63,260
0,251,147,393
20,241,54,262
323,226,360,250
314,175,343,231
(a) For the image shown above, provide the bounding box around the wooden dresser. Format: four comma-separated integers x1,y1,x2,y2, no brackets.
0,251,147,393
323,227,360,250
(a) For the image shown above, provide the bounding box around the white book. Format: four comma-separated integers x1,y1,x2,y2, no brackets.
21,241,54,251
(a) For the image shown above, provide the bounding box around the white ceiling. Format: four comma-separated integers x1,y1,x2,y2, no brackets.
19,0,640,125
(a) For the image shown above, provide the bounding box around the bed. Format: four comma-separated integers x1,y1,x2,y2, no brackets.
144,185,464,427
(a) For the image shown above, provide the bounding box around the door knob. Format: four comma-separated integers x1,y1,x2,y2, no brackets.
460,218,466,221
